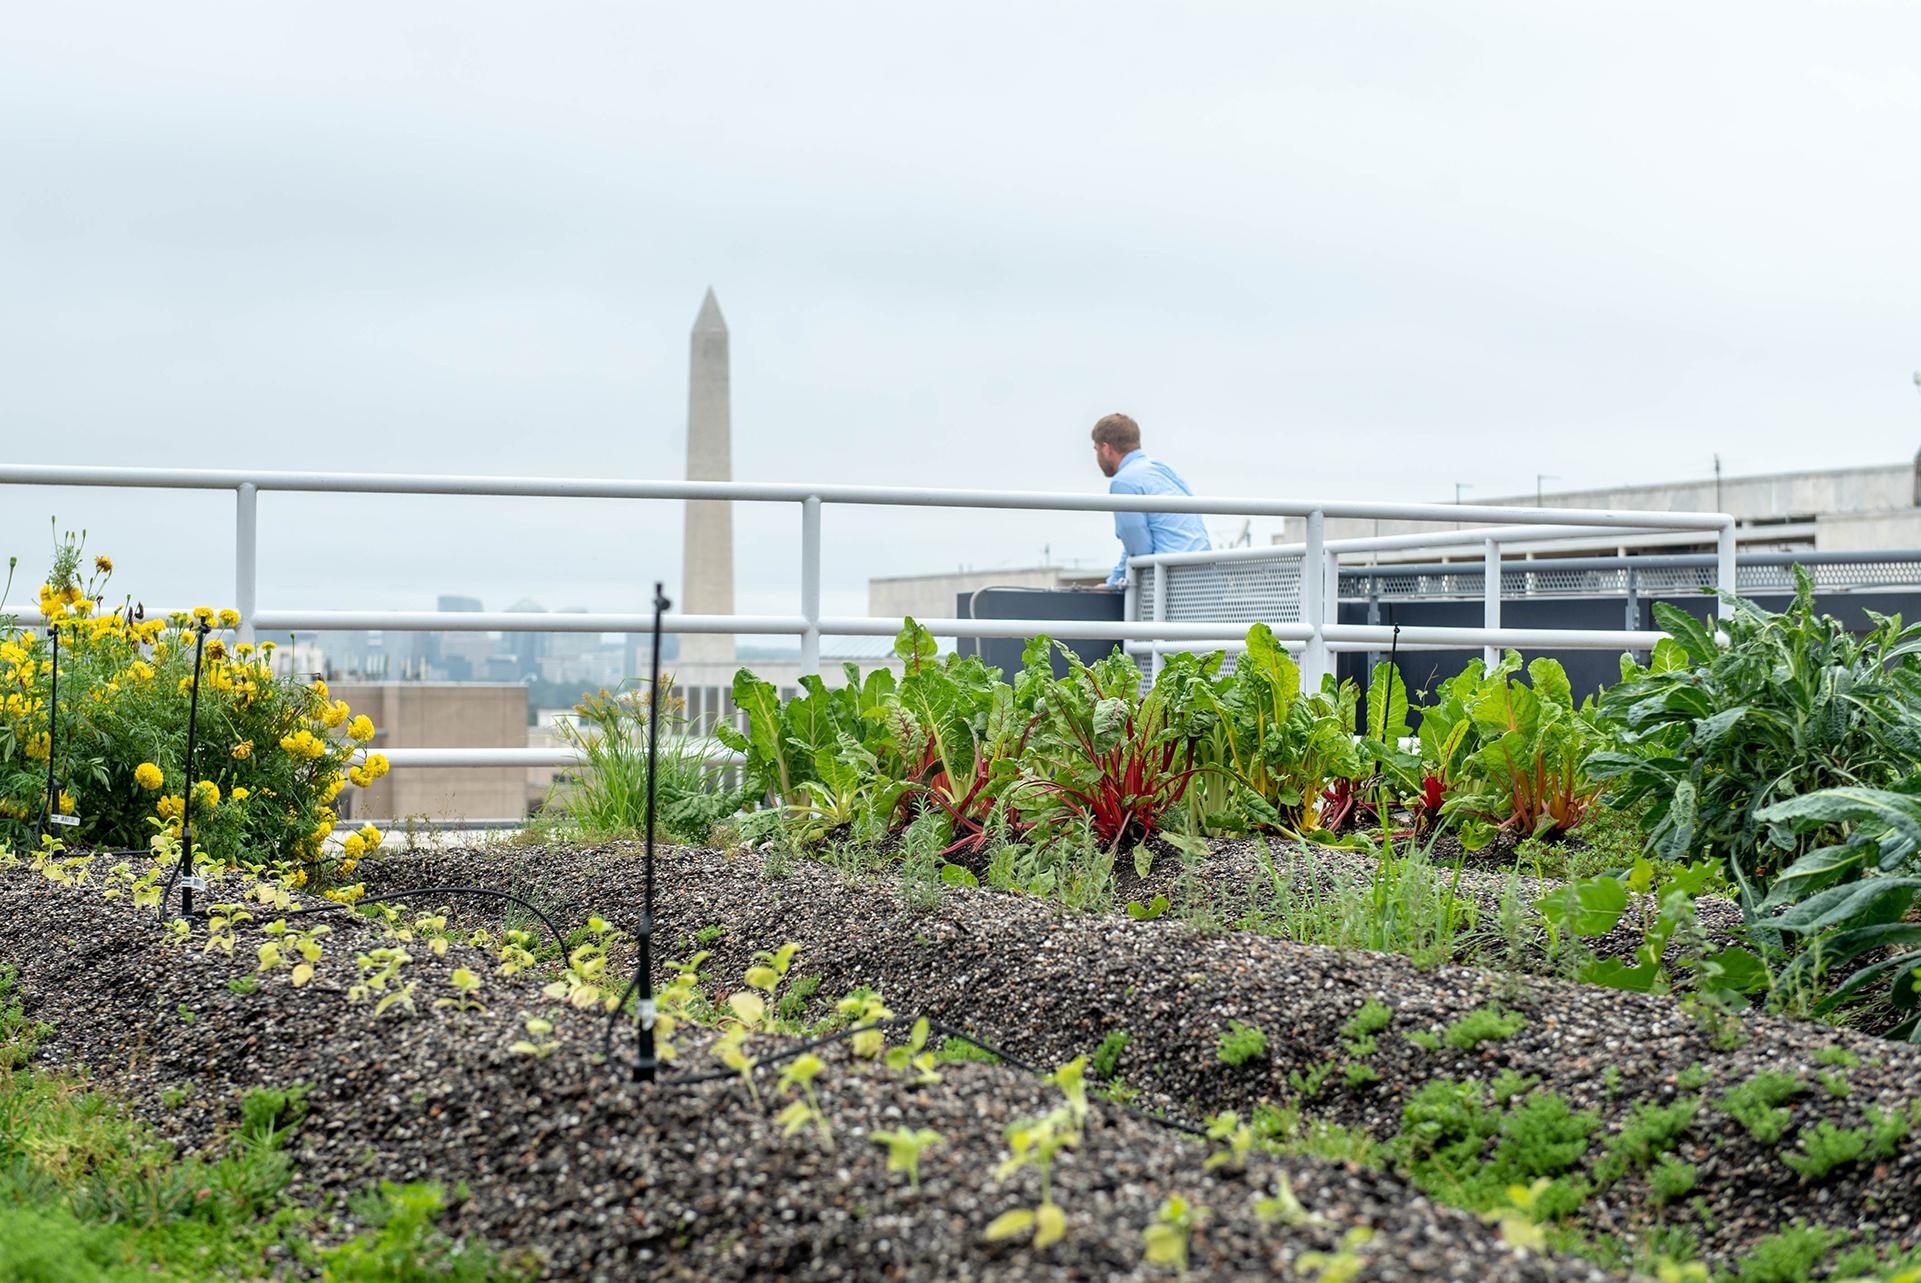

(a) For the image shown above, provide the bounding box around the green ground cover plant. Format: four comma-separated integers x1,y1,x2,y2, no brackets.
1216,1020,1268,1067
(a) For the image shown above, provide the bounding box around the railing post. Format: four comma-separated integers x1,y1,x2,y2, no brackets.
799,496,821,678
1302,510,1326,693
1482,536,1501,667
1149,559,1168,679
1716,522,1737,621
1323,547,1339,678
1624,564,1639,633
235,482,258,647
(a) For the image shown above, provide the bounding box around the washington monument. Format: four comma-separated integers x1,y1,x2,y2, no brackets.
680,288,734,665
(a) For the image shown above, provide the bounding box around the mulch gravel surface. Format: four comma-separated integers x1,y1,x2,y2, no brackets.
359,841,1921,1272
2,858,1615,1283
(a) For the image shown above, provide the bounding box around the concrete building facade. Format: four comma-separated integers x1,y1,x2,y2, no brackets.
867,564,1108,626
331,681,528,822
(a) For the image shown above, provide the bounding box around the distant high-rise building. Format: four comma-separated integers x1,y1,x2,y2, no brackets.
680,289,735,665
424,594,483,675
505,598,547,678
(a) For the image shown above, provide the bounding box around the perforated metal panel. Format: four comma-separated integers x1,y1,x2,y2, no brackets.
1342,556,1921,602
1132,556,1304,624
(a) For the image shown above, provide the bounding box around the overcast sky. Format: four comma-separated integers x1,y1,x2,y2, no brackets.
4,2,1919,629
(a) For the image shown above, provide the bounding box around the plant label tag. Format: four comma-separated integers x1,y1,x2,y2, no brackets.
638,999,658,1030
47,814,80,827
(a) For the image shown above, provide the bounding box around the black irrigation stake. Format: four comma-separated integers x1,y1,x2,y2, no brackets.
635,582,669,1084
34,623,60,846
157,619,212,921
282,885,567,953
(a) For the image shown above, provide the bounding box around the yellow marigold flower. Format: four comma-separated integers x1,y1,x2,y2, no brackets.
236,643,254,657
57,790,75,815
231,739,253,759
289,868,308,889
348,765,371,788
60,585,81,606
279,730,326,761
321,773,345,804
206,640,226,661
321,699,349,730
94,555,113,574
191,606,214,624
193,780,220,809
230,785,250,801
311,678,329,700
134,761,164,791
217,608,241,629
129,660,155,682
156,794,185,821
343,833,366,860
357,823,381,849
23,732,50,762
261,640,276,652
368,753,390,780
347,714,376,743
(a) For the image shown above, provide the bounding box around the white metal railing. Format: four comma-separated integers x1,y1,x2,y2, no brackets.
0,464,1735,772
1129,520,1735,678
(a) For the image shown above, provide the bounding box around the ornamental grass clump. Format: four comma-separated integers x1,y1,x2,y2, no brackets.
0,534,385,883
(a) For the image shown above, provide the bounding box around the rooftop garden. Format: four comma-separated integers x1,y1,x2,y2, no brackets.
6,537,1921,1281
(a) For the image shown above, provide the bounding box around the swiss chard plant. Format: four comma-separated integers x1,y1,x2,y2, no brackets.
1022,645,1210,853
1438,653,1605,850
888,621,1035,860
1200,624,1358,837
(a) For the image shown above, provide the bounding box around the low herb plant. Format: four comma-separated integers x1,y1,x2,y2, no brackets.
1720,1071,1804,1145
1441,1006,1524,1051
1216,1020,1268,1067
1092,1029,1130,1080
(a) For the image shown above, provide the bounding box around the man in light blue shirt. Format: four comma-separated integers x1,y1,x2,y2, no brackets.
1091,412,1211,587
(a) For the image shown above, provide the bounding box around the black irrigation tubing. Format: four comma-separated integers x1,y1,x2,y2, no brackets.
618,1011,1210,1140
155,620,212,921
279,884,568,953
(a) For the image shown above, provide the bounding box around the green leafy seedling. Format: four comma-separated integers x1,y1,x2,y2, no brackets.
871,1127,943,1191
1299,1227,1373,1283
509,1015,559,1059
775,1052,833,1151
1254,1173,1319,1227
1141,1194,1206,1278
883,1017,942,1085
1203,1110,1255,1171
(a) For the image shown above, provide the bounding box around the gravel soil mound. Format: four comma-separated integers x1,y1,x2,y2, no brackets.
0,860,1615,1283
360,841,1921,1272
